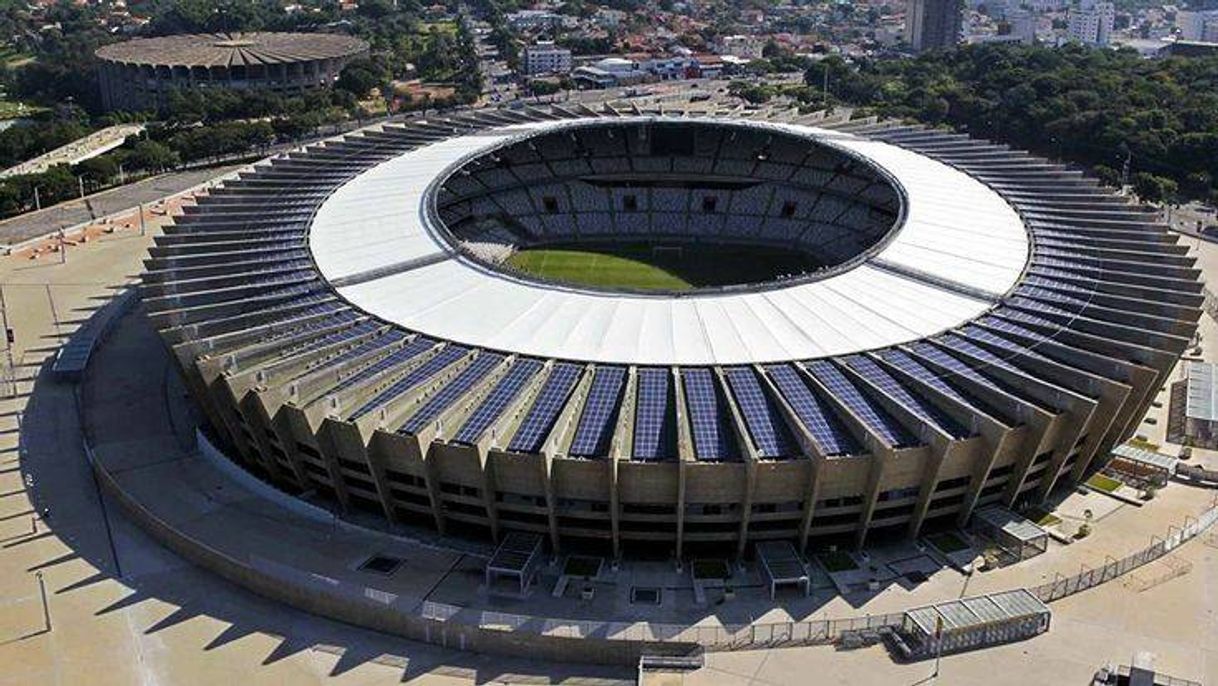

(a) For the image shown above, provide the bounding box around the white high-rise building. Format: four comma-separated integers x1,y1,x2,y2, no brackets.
1067,0,1115,45
523,42,573,76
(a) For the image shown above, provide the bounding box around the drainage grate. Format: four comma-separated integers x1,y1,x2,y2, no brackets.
631,586,662,605
358,554,404,576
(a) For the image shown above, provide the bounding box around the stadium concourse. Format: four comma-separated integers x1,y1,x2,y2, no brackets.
143,104,1198,563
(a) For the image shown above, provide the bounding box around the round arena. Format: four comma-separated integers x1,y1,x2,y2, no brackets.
141,108,1200,562
94,31,369,112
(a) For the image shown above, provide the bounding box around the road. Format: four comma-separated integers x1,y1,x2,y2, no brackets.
0,165,244,248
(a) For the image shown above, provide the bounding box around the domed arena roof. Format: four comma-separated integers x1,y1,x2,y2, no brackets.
95,31,368,68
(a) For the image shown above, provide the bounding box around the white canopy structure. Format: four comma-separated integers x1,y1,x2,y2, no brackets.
309,117,1029,366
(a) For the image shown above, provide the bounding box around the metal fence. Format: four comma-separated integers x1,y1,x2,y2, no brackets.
1031,498,1218,603
217,497,1218,653
415,600,904,651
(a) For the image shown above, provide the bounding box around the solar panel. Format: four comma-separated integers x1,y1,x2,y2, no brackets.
938,333,1021,372
723,367,796,458
959,325,1047,363
278,319,378,359
289,329,406,380
507,363,583,453
569,366,627,457
1015,285,1089,312
633,367,674,461
400,353,505,435
907,341,1000,392
804,360,915,448
1007,296,1077,320
876,347,997,421
349,344,468,420
324,336,435,397
842,355,968,439
681,368,739,461
454,358,543,444
993,308,1067,336
764,364,859,457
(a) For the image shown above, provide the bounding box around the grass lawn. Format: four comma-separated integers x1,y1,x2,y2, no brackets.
1086,473,1123,493
508,248,692,290
1126,436,1161,451
926,531,970,554
1030,508,1063,527
505,241,821,292
816,550,858,573
0,99,42,120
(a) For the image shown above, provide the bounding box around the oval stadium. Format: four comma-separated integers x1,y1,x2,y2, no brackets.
140,106,1201,560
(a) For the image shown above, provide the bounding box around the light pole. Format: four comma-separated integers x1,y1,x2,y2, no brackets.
35,571,50,633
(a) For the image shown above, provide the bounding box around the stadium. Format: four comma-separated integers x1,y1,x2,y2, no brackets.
140,106,1201,561
94,32,370,112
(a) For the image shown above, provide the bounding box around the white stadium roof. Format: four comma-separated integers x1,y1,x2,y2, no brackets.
308,117,1029,366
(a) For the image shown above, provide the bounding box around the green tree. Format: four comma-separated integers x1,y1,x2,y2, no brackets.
1133,172,1178,205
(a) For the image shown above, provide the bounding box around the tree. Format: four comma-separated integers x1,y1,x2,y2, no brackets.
336,59,385,98
73,156,118,183
126,140,180,172
528,79,561,96
1133,172,1177,205
1093,164,1120,188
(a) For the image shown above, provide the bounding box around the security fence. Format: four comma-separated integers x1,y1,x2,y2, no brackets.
1031,497,1218,604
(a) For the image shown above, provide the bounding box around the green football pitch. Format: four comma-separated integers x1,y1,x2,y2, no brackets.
504,241,821,292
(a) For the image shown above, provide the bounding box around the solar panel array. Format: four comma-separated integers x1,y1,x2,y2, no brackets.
908,342,1001,392
874,347,1010,423
453,358,543,444
289,329,407,382
349,344,468,420
507,363,583,453
400,352,505,435
764,364,859,456
569,366,627,457
960,325,1048,363
322,335,436,397
681,368,739,461
633,368,673,460
842,355,968,439
804,360,915,448
723,367,796,458
937,334,1020,374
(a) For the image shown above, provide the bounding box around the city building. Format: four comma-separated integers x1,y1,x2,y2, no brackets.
1006,9,1038,42
1177,9,1218,43
504,10,567,30
1067,0,1115,45
523,42,572,76
718,34,766,59
906,0,964,51
141,111,1198,559
571,57,646,88
94,31,368,112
